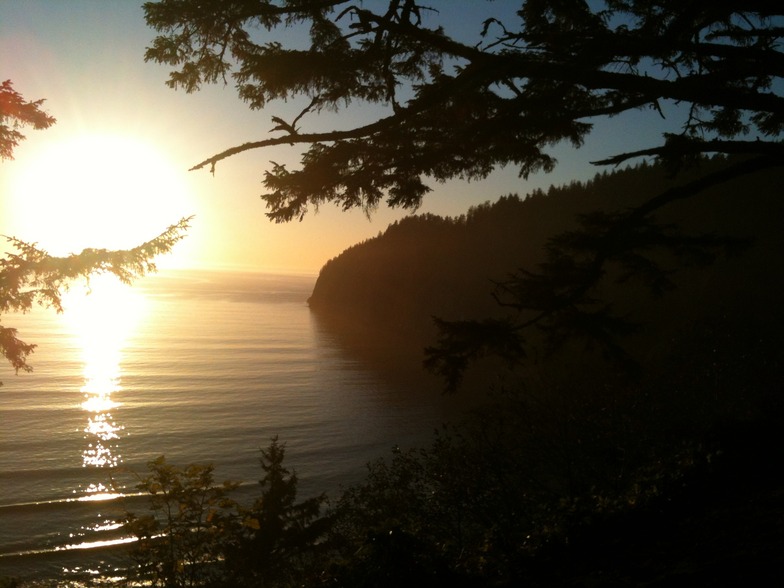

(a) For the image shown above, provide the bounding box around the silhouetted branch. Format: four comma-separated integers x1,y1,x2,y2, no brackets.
189,118,396,173
592,139,784,167
0,217,191,379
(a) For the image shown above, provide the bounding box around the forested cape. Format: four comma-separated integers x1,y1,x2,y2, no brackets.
309,156,783,385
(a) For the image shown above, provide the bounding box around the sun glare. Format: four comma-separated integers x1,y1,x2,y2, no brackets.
61,274,147,476
7,133,193,259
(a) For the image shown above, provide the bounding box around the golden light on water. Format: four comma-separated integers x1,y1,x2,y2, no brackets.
62,275,147,495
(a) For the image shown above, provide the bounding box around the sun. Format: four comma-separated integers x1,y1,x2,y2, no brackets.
6,133,194,259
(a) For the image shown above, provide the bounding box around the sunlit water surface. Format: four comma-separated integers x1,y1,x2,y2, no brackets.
0,270,459,583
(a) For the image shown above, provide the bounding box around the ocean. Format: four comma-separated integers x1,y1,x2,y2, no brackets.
0,269,462,584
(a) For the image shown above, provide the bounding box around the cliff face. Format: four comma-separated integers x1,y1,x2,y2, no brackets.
308,158,784,350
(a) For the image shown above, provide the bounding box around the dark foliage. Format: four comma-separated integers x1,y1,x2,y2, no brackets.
125,438,331,587
227,436,331,587
125,458,239,587
323,379,784,586
0,79,55,161
143,0,784,219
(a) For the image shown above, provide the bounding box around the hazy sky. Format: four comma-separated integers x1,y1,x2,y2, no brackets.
1,1,676,274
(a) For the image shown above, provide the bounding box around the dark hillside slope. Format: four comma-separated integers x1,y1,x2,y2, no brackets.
309,158,784,375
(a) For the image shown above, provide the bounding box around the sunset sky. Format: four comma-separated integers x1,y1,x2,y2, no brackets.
1,1,676,274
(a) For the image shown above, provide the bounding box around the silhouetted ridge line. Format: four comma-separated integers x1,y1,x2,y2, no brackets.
308,157,783,353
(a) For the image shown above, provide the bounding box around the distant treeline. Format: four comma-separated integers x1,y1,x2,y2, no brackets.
309,156,784,376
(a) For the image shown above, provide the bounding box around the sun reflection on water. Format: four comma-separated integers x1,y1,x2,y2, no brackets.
62,274,146,497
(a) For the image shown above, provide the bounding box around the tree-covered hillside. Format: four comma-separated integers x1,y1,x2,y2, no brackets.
309,157,783,386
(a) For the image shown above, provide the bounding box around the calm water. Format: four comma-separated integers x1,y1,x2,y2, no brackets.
0,270,460,583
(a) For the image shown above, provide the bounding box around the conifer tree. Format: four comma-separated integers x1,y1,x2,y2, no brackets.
230,436,330,585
